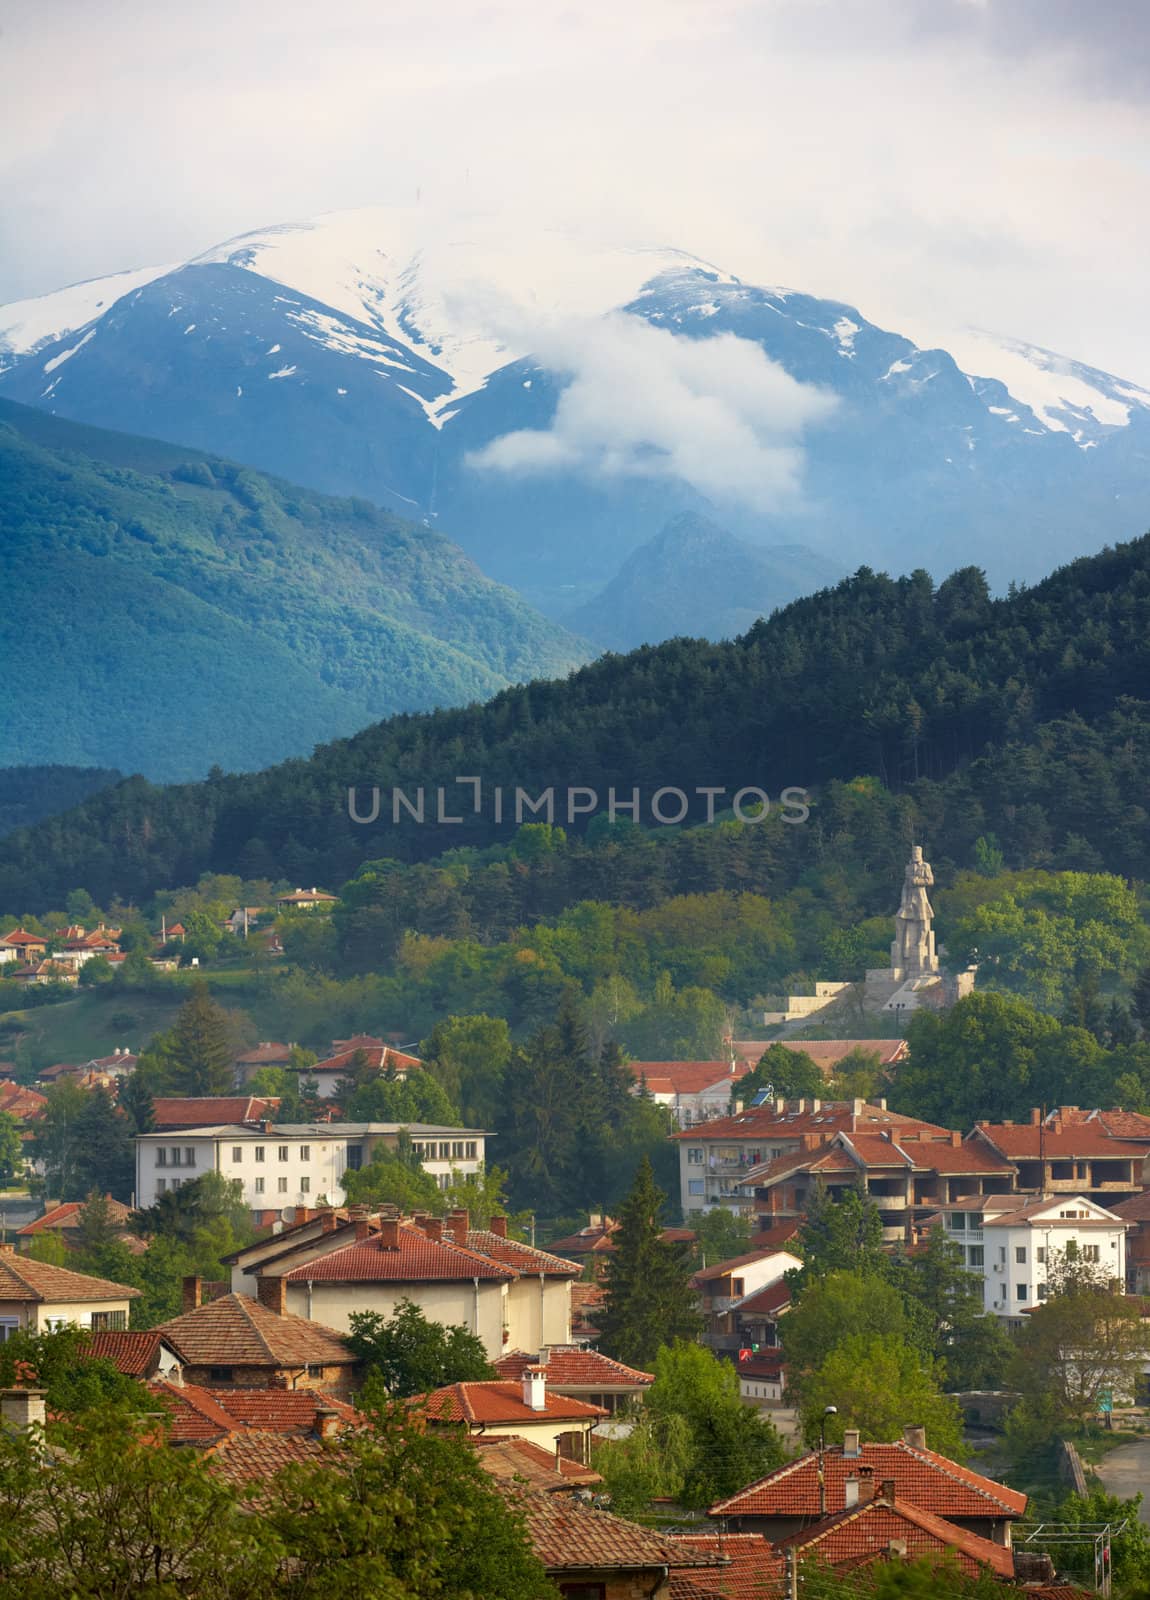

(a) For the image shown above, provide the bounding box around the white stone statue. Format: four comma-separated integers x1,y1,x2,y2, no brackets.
890,845,938,979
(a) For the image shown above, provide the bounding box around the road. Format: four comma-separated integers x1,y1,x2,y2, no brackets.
1095,1439,1150,1523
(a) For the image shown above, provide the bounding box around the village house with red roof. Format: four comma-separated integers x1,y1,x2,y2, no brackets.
495,1344,654,1414
154,1288,359,1394
0,1245,139,1334
421,1365,607,1459
15,1195,144,1257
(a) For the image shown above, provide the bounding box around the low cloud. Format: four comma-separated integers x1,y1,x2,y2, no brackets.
468,313,836,510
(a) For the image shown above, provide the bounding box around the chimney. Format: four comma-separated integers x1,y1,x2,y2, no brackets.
256,1276,287,1315
775,1098,786,1113
844,1475,860,1509
522,1364,547,1411
261,1119,274,1135
853,1098,865,1116
843,1428,861,1458
425,1217,444,1243
295,1206,311,1225
182,1275,202,1314
812,1098,821,1112
879,1098,887,1111
354,1218,372,1241
490,1215,508,1239
313,1405,341,1441
858,1466,875,1504
902,1425,926,1451
447,1209,469,1246
878,1479,896,1506
378,1217,400,1249
320,1209,338,1233
733,1100,744,1115
1030,1108,1042,1126
950,1130,961,1147
0,1389,46,1432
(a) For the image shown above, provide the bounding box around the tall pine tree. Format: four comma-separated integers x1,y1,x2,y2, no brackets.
598,1155,701,1368
165,982,236,1096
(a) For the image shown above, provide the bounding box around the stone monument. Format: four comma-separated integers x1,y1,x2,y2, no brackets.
889,844,939,981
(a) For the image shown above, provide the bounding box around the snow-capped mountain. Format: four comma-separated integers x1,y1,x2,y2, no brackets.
2,207,1148,616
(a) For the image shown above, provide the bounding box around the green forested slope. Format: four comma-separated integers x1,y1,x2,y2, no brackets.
0,399,586,780
3,531,1150,909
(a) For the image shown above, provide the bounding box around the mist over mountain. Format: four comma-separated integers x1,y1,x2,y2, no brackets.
3,209,1148,625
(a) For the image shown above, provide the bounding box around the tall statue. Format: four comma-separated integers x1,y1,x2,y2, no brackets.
890,845,938,979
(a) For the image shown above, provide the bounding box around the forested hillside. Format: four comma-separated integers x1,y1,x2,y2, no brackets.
0,766,122,836
2,533,1150,909
0,399,585,780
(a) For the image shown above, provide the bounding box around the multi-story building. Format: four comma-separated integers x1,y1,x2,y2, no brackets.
134,1120,486,1220
691,1246,802,1354
966,1110,1148,1209
0,1246,140,1336
936,1193,1128,1323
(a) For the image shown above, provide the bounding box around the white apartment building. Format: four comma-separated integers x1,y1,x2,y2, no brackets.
134,1120,486,1219
940,1193,1128,1324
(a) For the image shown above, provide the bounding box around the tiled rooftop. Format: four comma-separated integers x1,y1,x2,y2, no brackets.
773,1493,1016,1580
0,1247,140,1304
494,1346,654,1389
421,1380,607,1426
151,1096,280,1128
87,1329,168,1376
155,1292,357,1368
279,1224,516,1284
667,1532,784,1599
472,1434,603,1491
512,1490,722,1573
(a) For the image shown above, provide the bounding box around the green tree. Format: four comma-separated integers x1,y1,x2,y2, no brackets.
156,981,237,1095
891,1228,1012,1390
0,1111,22,1185
800,1331,965,1458
346,1300,494,1397
1008,1289,1145,1426
645,1340,785,1507
591,1410,693,1519
597,1156,702,1368
782,1271,927,1404
741,1042,824,1104
32,1083,134,1201
0,1326,149,1416
420,1014,512,1130
895,992,1067,1127
117,1070,155,1133
691,1206,752,1268
343,1137,442,1214
788,1184,888,1289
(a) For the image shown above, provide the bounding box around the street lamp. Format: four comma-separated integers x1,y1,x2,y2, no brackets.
818,1405,837,1518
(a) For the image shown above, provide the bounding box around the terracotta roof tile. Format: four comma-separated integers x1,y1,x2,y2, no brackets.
472,1434,603,1491
672,1102,943,1142
709,1441,1027,1521
87,1330,166,1376
495,1347,654,1389
513,1491,722,1573
730,1281,791,1317
694,1249,794,1284
422,1380,607,1426
1111,1191,1150,1222
151,1096,279,1128
773,1494,1016,1579
971,1124,1148,1160
629,1060,753,1095
155,1292,356,1368
464,1227,581,1278
281,1225,516,1285
0,1249,140,1304
0,1083,47,1120
17,1196,135,1236
668,1533,784,1599
204,1388,358,1430
205,1431,336,1483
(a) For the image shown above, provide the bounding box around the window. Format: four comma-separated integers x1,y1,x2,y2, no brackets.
559,1584,606,1600
969,1213,983,1231
687,1148,704,1165
346,1144,363,1171
1083,1244,1101,1263
300,1176,310,1193
255,1177,265,1194
278,1145,289,1161
184,1147,196,1167
209,1367,234,1384
156,1178,167,1194
465,1141,477,1160
0,1320,19,1343
968,1246,984,1267
998,1246,1006,1263
232,1146,243,1163
688,1179,704,1195
948,1213,966,1231
155,1148,167,1167
1015,1246,1027,1264
439,1141,451,1159
1036,1246,1046,1264
452,1141,464,1159
300,1145,310,1161
1038,1283,1048,1299
278,1176,288,1193
438,1173,452,1190
169,1147,182,1166
306,1364,324,1378
1016,1283,1028,1301
730,1278,745,1297
90,1310,127,1331
254,1146,265,1162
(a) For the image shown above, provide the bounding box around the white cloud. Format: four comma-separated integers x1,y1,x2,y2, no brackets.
468,313,837,509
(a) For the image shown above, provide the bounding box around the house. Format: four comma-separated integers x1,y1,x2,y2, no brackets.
87,1328,182,1379
966,1109,1148,1208
513,1490,724,1597
674,1098,946,1220
150,1379,358,1447
692,1247,803,1355
495,1345,654,1414
628,1058,754,1127
154,1289,359,1393
0,1245,140,1335
708,1426,1027,1547
224,907,267,938
35,1061,84,1086
666,1532,784,1599
133,1119,487,1221
771,1481,1016,1582
150,1095,281,1131
935,1193,1128,1323
570,1280,605,1344
421,1367,606,1459
1111,1189,1150,1292
20,960,78,986
84,1049,137,1078
735,1123,1018,1246
471,1433,604,1493
306,1039,424,1099
550,1212,696,1278
233,1041,295,1082
0,1082,46,1123
729,1038,910,1077
0,930,48,964
15,1196,143,1256
275,887,338,911
258,1216,518,1358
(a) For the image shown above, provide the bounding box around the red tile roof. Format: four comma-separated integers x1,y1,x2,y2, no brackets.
1042,1108,1150,1141
667,1532,784,1599
472,1434,603,1491
548,1218,619,1254
234,1042,293,1065
87,1329,168,1376
155,1292,357,1368
673,1101,941,1142
693,1248,794,1284
971,1123,1148,1160
16,1196,136,1236
0,929,47,947
205,1431,337,1483
1111,1190,1150,1222
731,1280,791,1318
463,1226,581,1279
750,1221,802,1252
629,1060,753,1096
773,1493,1016,1580
151,1380,359,1445
0,1248,140,1304
729,1039,909,1070
422,1380,607,1426
152,1380,241,1440
281,1224,517,1285
709,1441,1027,1521
0,1082,47,1120
495,1347,654,1390
151,1096,280,1128
513,1491,721,1574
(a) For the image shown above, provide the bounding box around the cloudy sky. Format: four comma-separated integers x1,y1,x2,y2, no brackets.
2,0,1149,379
